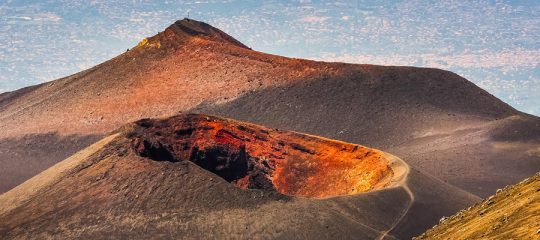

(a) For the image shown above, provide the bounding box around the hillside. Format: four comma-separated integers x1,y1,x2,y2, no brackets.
0,19,538,197
416,172,540,239
0,114,478,239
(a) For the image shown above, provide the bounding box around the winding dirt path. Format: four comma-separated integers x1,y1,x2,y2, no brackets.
378,153,413,240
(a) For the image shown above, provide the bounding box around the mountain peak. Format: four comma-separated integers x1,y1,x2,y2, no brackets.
165,18,250,49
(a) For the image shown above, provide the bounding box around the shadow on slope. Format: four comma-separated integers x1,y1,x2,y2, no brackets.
0,133,101,193
194,67,540,197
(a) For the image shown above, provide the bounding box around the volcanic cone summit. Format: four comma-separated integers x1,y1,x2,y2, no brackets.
136,18,250,50
170,18,249,49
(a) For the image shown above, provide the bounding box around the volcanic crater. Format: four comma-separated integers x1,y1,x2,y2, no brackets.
130,114,400,198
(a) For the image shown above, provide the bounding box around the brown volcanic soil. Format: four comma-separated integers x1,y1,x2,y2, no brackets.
0,114,477,239
1,18,538,198
416,172,540,239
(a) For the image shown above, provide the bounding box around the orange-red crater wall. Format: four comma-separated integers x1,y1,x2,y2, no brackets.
131,114,393,198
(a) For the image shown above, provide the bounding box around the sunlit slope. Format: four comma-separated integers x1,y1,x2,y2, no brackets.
0,18,335,192
416,172,540,239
